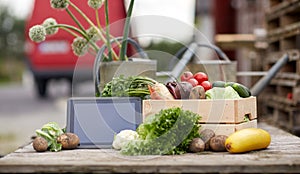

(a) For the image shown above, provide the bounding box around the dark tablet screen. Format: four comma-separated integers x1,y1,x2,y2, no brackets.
66,97,142,148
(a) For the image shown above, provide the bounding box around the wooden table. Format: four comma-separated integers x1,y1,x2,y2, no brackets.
1,122,300,173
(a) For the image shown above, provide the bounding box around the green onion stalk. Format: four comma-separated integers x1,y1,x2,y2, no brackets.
119,0,135,61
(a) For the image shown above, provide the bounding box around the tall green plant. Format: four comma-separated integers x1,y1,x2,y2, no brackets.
119,0,135,61
29,0,135,61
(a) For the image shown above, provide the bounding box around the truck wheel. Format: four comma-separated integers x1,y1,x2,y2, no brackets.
35,78,48,98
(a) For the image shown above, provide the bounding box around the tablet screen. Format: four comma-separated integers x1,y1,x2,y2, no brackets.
66,97,142,148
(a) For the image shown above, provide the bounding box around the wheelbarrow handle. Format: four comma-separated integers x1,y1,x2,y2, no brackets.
250,53,289,96
93,37,148,96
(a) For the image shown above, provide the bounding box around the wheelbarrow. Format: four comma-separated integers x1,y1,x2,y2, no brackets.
94,40,289,97
159,42,289,96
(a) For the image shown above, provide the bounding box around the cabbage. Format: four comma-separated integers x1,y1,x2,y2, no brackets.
205,86,240,99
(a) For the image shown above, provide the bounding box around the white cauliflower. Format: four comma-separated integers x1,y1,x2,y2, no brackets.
112,130,139,150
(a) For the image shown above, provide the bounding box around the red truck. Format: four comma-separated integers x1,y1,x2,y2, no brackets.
25,0,129,98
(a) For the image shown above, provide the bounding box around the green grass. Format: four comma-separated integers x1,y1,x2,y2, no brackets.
0,133,16,141
0,59,25,84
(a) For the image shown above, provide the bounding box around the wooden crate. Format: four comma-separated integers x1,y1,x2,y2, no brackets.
199,120,257,136
143,97,257,136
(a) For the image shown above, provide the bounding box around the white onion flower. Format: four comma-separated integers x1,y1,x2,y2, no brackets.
29,25,47,43
88,0,104,9
42,18,59,35
50,0,69,10
71,37,88,56
86,27,99,42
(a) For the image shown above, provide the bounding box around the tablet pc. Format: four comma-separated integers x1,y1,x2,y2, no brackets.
66,97,142,148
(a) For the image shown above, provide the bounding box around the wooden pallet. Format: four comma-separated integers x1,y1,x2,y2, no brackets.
262,0,300,133
268,0,300,9
265,49,300,63
263,98,300,133
266,0,300,31
266,0,300,52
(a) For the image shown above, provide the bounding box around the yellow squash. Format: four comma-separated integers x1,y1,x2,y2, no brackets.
225,128,271,153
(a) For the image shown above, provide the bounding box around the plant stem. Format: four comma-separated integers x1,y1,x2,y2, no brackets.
66,8,87,35
59,27,79,38
48,24,85,36
104,0,113,61
95,9,102,29
69,1,119,60
95,9,123,50
46,24,99,52
119,0,135,61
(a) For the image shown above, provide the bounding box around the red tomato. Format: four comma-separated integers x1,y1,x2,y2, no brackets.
193,72,208,84
200,81,212,91
180,71,194,82
187,78,198,87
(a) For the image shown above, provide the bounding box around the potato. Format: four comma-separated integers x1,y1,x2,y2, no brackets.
33,136,48,152
200,129,215,150
209,135,228,152
189,138,205,153
57,133,80,150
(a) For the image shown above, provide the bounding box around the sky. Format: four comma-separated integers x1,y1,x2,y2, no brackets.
0,0,34,19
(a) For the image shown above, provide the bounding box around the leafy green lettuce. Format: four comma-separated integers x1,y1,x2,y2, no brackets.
35,122,64,152
121,107,201,155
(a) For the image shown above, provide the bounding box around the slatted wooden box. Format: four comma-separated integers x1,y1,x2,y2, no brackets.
143,97,257,136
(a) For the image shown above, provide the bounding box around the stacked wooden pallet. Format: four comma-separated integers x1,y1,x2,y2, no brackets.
264,0,300,134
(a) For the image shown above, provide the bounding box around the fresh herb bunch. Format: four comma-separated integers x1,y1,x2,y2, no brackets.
121,107,201,155
100,75,157,99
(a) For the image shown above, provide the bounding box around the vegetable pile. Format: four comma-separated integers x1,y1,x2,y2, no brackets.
165,71,252,100
113,107,201,155
33,122,79,152
99,71,252,100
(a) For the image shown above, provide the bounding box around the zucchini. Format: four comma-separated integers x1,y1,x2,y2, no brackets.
225,128,271,153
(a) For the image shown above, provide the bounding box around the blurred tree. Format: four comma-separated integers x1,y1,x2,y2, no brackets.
0,5,25,83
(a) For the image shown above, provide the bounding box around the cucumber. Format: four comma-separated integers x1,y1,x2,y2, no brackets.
212,81,226,88
214,81,251,98
231,83,251,98
224,82,235,87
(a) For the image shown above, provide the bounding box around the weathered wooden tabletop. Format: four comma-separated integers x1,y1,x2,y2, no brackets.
1,122,300,174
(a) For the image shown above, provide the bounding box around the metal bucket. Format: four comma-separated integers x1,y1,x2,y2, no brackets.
187,60,237,82
94,37,156,96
